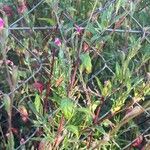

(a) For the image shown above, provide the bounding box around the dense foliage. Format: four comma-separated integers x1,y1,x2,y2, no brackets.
0,0,150,149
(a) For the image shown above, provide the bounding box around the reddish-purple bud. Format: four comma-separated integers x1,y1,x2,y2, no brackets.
54,38,61,47
75,25,83,35
0,18,4,31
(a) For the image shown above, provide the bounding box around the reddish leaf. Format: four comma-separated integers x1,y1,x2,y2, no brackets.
17,1,27,14
83,41,90,52
11,127,19,135
33,81,44,94
132,135,143,147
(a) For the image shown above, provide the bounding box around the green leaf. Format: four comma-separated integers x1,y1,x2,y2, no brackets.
66,125,79,137
91,100,100,113
12,66,18,85
95,126,106,134
95,77,103,91
3,94,11,116
38,18,56,25
126,79,131,92
60,98,75,120
115,62,121,79
96,78,112,97
77,107,92,116
80,53,92,74
111,92,129,114
102,80,112,97
77,108,93,123
34,93,43,116
115,0,122,14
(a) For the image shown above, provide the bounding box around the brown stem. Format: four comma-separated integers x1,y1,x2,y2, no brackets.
93,96,105,124
53,115,65,149
87,131,93,149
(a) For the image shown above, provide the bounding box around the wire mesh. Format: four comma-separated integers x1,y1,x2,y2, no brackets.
0,0,149,149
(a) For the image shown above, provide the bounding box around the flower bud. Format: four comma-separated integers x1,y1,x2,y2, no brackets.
54,38,61,47
0,17,4,31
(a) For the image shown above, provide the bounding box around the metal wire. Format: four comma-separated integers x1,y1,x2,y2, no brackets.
0,0,149,149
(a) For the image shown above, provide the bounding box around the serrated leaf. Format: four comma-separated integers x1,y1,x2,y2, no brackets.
60,98,74,120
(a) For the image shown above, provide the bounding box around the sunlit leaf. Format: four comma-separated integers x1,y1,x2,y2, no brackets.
34,93,43,116
80,52,92,74
60,98,75,120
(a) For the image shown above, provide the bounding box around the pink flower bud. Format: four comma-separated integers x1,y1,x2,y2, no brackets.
5,60,14,66
20,138,25,144
75,25,83,35
54,38,61,47
0,18,4,31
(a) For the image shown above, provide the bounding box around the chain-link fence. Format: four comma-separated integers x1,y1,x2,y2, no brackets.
0,0,150,149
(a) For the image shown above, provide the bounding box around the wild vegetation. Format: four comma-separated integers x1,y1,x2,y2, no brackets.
0,0,150,149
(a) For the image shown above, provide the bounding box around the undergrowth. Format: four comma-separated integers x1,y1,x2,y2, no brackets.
0,0,150,149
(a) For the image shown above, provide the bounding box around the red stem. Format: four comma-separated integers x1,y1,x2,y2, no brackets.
53,115,65,148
